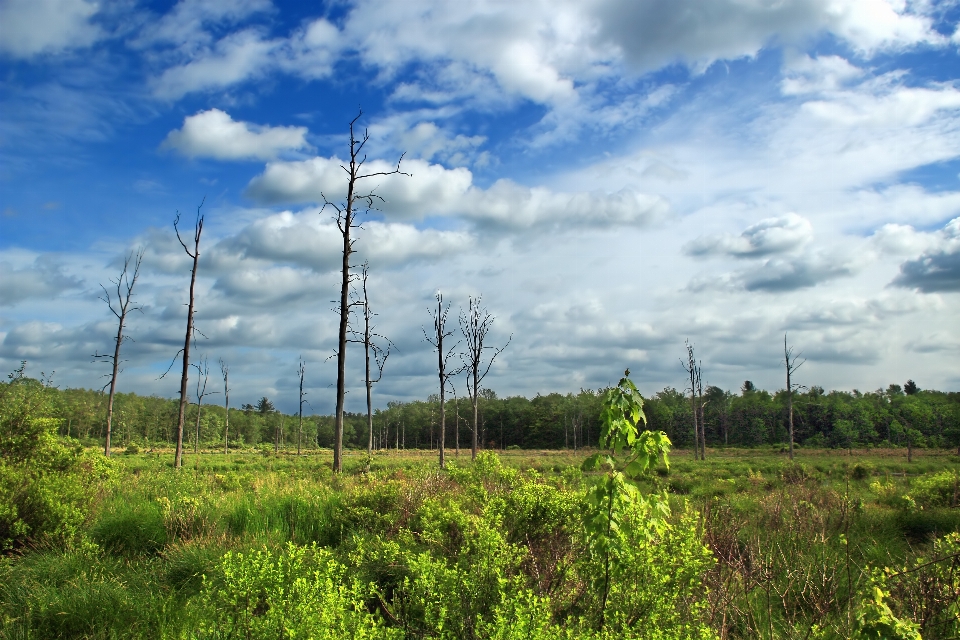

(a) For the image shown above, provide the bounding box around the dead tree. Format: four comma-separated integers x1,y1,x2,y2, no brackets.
173,200,204,470
297,357,307,456
783,333,805,461
321,111,408,474
460,296,511,460
682,340,705,460
93,248,143,457
348,262,392,463
453,387,461,456
219,358,229,454
423,292,461,469
191,356,217,460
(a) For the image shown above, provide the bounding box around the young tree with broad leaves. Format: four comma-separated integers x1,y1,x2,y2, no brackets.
460,296,511,460
172,200,204,470
93,248,144,457
424,292,460,469
320,112,408,474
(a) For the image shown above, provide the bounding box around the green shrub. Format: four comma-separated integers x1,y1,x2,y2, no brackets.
851,462,874,481
192,543,398,639
911,470,959,508
0,371,117,550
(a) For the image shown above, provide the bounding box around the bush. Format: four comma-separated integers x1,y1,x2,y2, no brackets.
192,543,398,639
851,462,874,481
0,372,117,550
911,471,959,509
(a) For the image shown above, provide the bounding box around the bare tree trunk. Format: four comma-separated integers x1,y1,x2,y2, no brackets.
298,358,306,457
454,393,461,457
783,334,805,461
219,360,229,455
191,357,214,465
683,341,701,460
95,249,143,457
322,113,407,474
460,296,510,460
424,292,458,469
173,203,204,470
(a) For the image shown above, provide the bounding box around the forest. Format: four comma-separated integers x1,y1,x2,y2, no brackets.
44,376,960,454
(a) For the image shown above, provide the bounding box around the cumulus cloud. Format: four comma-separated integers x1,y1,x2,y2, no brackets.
461,180,669,232
892,217,960,292
685,213,813,258
147,15,340,99
869,222,940,256
162,109,309,160
217,210,472,272
245,157,669,231
689,250,861,293
379,119,487,166
135,0,272,49
597,0,940,74
740,253,861,292
0,0,101,57
151,28,279,99
781,54,864,95
0,256,83,306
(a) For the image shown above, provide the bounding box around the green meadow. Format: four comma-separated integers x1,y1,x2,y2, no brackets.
2,444,958,639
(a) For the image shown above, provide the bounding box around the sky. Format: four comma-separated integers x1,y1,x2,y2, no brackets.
1,0,959,414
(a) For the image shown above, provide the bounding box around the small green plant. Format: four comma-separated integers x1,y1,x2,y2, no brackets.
851,583,921,640
582,370,673,630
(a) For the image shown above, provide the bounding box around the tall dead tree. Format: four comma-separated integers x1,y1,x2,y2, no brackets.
460,296,511,460
173,201,204,470
783,333,805,461
349,262,392,462
424,292,460,469
298,357,307,456
321,111,408,474
94,248,144,457
219,358,229,454
682,340,704,460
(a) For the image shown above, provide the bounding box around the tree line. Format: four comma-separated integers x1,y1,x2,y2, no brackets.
23,375,960,454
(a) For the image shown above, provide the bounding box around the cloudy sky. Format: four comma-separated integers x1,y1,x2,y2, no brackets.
1,0,959,413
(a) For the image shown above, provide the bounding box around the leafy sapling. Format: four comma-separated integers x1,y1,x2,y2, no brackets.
582,369,673,630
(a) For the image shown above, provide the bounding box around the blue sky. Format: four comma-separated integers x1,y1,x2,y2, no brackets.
1,0,959,413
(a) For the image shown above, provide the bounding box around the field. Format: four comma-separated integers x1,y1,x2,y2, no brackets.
1,445,958,639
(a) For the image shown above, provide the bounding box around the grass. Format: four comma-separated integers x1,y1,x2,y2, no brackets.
1,447,958,639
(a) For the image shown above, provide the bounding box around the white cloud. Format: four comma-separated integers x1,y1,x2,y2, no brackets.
892,216,960,292
135,0,272,49
688,249,863,293
161,109,309,161
870,222,940,256
245,156,669,231
0,256,83,306
685,213,813,258
781,54,864,95
597,0,941,74
151,28,279,100
214,210,473,273
461,180,670,231
0,0,101,57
